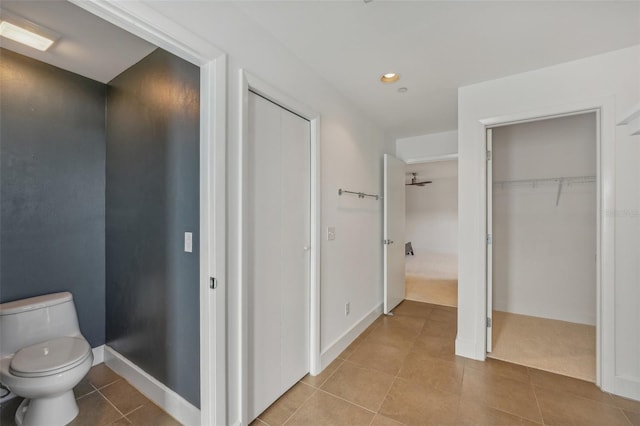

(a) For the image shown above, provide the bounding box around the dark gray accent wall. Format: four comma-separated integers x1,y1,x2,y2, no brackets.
0,49,106,347
105,49,200,407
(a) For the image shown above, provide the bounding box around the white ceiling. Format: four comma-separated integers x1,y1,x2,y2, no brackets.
1,1,638,137
0,1,155,83
233,1,640,138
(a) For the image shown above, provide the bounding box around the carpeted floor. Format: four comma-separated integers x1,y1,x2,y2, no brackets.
405,250,458,307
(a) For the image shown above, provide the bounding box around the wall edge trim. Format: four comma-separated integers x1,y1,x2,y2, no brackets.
91,345,105,366
104,345,200,425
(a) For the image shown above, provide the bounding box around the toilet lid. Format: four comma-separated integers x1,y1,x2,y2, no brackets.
10,337,91,378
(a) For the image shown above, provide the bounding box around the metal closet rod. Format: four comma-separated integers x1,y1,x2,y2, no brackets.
493,175,596,186
338,188,382,200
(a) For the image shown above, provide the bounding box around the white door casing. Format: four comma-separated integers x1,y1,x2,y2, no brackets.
247,92,311,421
383,154,406,314
486,129,493,353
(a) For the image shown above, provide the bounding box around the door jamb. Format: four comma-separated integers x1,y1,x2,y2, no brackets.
479,101,614,390
67,2,227,424
238,70,321,425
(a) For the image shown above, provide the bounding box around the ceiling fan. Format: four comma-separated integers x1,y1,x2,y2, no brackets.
406,173,432,186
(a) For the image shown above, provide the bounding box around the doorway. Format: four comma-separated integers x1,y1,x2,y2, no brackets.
246,90,312,422
404,160,459,308
486,112,598,382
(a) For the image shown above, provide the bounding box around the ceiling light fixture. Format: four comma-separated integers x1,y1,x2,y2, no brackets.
380,73,399,83
0,20,55,51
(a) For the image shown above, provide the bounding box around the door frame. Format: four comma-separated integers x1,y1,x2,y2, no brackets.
68,2,227,424
479,99,614,389
238,70,321,425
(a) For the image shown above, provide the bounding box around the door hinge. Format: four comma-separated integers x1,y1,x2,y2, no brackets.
487,150,492,161
486,234,492,245
487,317,492,327
210,277,217,289
383,239,394,245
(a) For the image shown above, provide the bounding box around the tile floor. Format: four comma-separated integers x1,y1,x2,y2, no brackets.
490,310,596,383
0,364,180,426
252,300,640,426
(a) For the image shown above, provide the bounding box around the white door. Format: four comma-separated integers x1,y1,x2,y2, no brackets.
383,154,406,314
247,92,311,421
486,129,494,353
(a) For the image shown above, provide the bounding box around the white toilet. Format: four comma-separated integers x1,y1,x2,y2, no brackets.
0,292,93,426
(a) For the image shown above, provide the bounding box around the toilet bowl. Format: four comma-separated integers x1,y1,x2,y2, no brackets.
0,293,94,426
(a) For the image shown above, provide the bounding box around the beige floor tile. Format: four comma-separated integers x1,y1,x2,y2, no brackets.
258,382,315,425
320,361,395,412
457,398,523,425
347,340,410,376
370,414,407,426
392,300,434,318
250,418,269,426
428,308,457,324
608,393,640,414
108,416,132,425
125,404,181,426
86,363,122,389
491,311,595,382
411,335,457,361
68,391,123,426
397,350,464,394
379,378,459,426
300,358,343,388
461,366,542,423
405,277,458,307
364,324,420,351
624,410,640,426
284,391,374,426
465,358,530,384
420,319,457,339
74,376,96,398
528,368,609,403
535,386,630,426
100,379,148,415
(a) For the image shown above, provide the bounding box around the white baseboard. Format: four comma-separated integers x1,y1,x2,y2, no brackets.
611,375,640,402
92,345,105,366
319,303,382,369
103,346,200,425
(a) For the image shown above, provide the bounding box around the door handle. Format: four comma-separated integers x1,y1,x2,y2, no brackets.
303,246,310,251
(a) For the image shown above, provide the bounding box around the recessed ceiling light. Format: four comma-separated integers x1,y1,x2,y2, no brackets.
0,20,55,51
380,73,400,83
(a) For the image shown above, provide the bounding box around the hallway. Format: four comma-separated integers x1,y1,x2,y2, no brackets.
252,300,639,426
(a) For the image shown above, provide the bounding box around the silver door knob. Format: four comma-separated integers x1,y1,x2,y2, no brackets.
303,246,310,251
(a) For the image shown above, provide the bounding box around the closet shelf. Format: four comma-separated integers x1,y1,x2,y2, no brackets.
493,175,596,206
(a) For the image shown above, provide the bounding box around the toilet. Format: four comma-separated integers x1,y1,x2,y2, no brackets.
0,292,93,426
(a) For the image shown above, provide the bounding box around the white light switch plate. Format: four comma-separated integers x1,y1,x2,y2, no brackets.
184,232,193,253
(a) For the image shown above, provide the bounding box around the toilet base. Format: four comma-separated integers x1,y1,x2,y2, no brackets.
15,391,79,426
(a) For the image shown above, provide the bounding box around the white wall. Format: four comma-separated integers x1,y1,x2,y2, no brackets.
136,3,394,423
492,113,597,325
458,45,640,400
405,161,458,254
396,130,458,162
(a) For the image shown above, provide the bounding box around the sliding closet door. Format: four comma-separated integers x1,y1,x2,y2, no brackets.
247,91,311,421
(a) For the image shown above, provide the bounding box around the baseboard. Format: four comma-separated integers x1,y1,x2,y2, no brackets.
611,375,640,402
92,345,105,366
319,303,382,369
104,346,200,425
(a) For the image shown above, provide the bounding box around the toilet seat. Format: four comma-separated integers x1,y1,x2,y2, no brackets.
10,337,91,378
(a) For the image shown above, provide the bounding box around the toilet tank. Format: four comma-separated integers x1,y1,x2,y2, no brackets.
0,292,82,358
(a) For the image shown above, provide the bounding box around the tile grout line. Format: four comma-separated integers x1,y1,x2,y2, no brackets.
95,387,128,420
620,408,634,426
530,382,547,425
315,387,377,415
280,385,318,426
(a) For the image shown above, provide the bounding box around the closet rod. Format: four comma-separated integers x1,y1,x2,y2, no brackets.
493,175,595,187
338,188,381,200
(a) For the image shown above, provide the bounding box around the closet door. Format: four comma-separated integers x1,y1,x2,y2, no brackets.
247,92,311,421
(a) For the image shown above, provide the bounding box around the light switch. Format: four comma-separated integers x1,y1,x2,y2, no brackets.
184,232,193,253
327,226,336,241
